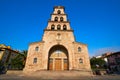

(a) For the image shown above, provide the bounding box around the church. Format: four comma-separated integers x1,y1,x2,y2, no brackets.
24,6,91,71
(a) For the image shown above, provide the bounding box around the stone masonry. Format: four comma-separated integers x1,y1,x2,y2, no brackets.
24,6,91,72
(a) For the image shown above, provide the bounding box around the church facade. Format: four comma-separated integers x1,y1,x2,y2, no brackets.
24,6,91,71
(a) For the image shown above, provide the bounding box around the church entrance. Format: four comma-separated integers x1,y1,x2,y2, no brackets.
48,45,69,70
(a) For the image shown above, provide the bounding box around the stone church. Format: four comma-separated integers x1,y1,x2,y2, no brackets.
24,6,91,71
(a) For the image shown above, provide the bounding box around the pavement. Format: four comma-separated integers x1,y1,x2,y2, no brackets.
0,70,120,80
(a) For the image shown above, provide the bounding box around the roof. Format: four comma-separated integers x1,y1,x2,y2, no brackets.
106,51,120,57
0,47,19,53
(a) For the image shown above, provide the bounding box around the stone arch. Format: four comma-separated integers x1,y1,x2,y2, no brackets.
57,24,61,30
48,45,69,70
63,25,67,30
51,24,55,30
57,10,61,14
60,17,64,21
54,17,58,21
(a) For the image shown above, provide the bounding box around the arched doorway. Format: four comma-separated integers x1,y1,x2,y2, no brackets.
48,45,69,70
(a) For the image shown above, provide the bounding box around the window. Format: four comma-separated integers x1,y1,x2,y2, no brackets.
63,25,67,30
78,47,81,52
57,25,61,30
57,33,61,40
60,17,64,21
115,58,120,64
55,50,62,54
4,56,6,59
33,58,37,64
79,58,83,64
57,10,61,14
64,59,68,63
54,17,58,21
35,46,39,51
11,54,14,56
49,58,53,63
51,24,55,30
55,50,62,57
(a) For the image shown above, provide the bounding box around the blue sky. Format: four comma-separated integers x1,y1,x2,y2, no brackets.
0,0,120,57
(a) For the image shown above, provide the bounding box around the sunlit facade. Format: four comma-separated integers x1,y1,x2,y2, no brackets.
24,6,91,71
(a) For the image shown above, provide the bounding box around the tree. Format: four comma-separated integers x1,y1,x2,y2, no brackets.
90,57,106,69
11,50,27,70
20,50,27,67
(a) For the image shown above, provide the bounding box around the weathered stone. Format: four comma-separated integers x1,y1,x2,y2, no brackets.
24,6,91,72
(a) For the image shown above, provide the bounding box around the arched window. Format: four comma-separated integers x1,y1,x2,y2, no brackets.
63,25,67,30
57,25,61,30
54,17,58,21
35,46,39,51
60,17,64,21
55,50,62,54
49,58,53,63
33,58,37,64
51,24,55,30
79,58,83,64
57,10,61,14
78,47,81,52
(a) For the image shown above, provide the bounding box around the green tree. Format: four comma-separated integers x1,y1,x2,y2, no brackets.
90,57,106,69
20,50,27,67
11,50,27,70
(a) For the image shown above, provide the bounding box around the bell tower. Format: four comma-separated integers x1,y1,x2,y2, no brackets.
42,6,75,42
45,6,72,30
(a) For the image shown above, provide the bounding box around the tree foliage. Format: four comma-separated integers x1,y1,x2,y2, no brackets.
90,57,106,69
10,50,27,70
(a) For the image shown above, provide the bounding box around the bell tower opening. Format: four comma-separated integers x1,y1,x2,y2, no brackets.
48,45,69,70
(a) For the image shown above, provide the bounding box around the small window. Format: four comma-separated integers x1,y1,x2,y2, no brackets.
33,58,37,64
60,17,64,21
49,58,53,63
57,33,61,40
57,10,61,14
63,25,67,30
57,25,61,30
78,47,81,52
79,58,83,64
35,46,39,51
11,54,14,56
51,25,55,30
54,17,58,21
64,59,68,63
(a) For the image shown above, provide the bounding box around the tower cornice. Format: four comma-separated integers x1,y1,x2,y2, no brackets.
54,6,65,9
44,29,74,32
48,20,70,23
50,14,67,16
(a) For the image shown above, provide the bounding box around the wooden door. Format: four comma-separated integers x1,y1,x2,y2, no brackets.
55,58,62,70
64,59,68,70
49,58,53,70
